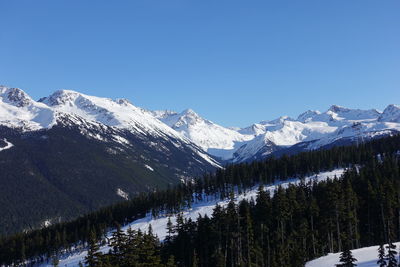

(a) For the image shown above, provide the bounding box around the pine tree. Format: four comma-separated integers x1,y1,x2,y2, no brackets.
338,246,357,267
377,244,387,267
109,224,127,265
386,242,397,267
137,225,163,267
124,227,140,267
85,231,102,267
166,217,175,243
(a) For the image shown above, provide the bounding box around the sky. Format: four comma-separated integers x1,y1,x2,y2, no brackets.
0,0,399,127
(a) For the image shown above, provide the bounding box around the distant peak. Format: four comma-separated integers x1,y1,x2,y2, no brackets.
378,104,400,122
297,110,321,122
328,105,349,113
0,86,33,107
39,89,82,106
268,116,293,124
385,104,400,110
182,108,197,115
179,109,202,120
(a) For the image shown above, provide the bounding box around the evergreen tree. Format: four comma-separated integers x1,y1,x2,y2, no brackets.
386,242,397,267
85,231,102,267
377,244,387,267
338,246,357,267
124,227,140,267
166,217,175,243
109,224,127,265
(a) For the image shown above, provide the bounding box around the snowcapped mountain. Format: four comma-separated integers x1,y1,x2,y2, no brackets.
232,104,400,162
1,84,400,166
152,103,400,163
379,104,400,122
0,86,56,130
152,109,253,160
0,86,218,166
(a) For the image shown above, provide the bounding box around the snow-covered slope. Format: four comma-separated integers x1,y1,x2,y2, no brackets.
152,104,400,163
306,242,400,267
0,86,56,130
231,104,400,162
153,109,253,160
379,104,400,123
38,168,345,267
39,90,185,139
0,86,219,167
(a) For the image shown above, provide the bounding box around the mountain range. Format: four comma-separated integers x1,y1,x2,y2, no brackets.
154,103,400,162
0,85,399,235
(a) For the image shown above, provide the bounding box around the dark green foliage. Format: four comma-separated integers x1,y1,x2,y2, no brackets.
85,231,102,267
1,134,400,266
377,244,387,266
84,226,171,267
338,245,357,266
386,242,397,267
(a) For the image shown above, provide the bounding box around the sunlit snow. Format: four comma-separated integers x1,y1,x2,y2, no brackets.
306,242,400,267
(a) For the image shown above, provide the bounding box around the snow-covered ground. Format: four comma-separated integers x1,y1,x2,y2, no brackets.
0,139,13,151
306,242,400,267
37,169,345,267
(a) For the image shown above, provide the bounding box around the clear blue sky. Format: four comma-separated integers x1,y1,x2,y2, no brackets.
1,0,399,127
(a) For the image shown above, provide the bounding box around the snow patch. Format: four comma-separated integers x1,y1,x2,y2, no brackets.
116,188,129,200
42,220,51,228
0,139,13,151
144,164,154,171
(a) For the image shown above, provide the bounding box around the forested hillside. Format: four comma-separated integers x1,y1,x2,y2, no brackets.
0,121,217,237
1,135,399,266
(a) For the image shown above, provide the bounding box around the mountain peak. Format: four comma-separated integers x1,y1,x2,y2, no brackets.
297,110,321,122
379,104,400,122
328,105,349,113
176,108,204,125
267,116,293,124
39,89,82,106
182,108,197,115
0,86,33,107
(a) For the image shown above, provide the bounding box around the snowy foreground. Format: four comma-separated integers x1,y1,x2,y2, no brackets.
306,242,400,267
38,169,345,267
